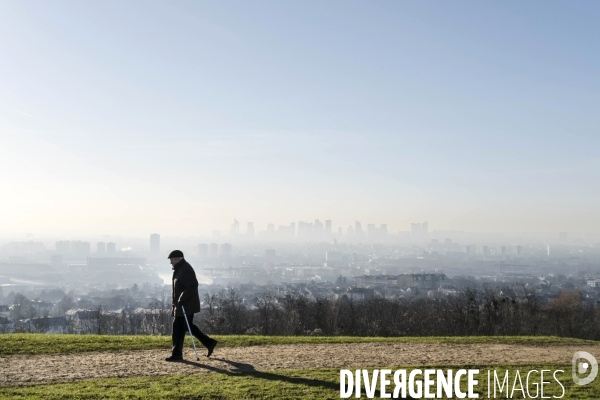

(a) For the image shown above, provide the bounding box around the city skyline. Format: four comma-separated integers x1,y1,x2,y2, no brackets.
0,217,596,241
2,227,591,263
2,220,595,250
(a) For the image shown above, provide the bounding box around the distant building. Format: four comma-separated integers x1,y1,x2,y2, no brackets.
198,243,208,258
421,221,429,235
367,224,376,237
230,219,239,237
380,224,387,235
220,243,232,257
3,241,44,257
107,242,116,256
55,240,90,257
411,221,429,238
325,220,332,233
277,224,295,239
298,221,311,239
411,223,421,237
208,243,219,258
96,242,106,255
247,222,255,238
358,273,448,290
314,220,323,232
355,221,363,238
347,225,355,237
367,224,388,242
587,279,600,288
344,288,375,302
514,245,522,256
150,234,160,258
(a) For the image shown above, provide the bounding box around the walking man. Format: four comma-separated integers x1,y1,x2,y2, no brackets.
165,250,217,362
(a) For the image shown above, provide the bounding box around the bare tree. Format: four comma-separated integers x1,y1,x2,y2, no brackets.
255,291,279,335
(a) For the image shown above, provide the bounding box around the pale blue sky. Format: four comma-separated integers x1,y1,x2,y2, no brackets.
1,1,599,235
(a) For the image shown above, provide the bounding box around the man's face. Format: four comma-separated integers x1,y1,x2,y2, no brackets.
169,257,182,266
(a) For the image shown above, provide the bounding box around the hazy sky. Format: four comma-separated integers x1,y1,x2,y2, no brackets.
1,1,599,236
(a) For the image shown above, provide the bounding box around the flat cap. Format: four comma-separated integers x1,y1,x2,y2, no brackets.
167,250,184,259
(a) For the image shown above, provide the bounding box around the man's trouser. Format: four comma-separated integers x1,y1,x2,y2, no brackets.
171,314,212,357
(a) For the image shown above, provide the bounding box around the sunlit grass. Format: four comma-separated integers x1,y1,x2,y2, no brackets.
1,363,597,399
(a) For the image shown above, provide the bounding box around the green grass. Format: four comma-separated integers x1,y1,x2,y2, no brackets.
1,364,598,399
0,334,594,356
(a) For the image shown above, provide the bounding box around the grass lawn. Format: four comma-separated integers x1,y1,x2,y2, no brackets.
0,334,595,356
1,364,597,399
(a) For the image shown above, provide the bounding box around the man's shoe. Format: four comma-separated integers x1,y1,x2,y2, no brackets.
206,339,218,358
165,355,183,362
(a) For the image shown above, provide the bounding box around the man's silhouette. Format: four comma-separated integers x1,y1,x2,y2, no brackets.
165,250,217,362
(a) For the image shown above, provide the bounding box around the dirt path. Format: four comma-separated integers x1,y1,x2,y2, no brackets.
1,342,598,386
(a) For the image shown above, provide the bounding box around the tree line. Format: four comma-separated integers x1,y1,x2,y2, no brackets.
201,288,600,339
6,288,600,339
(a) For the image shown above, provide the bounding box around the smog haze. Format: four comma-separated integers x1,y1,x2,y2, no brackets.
1,1,599,236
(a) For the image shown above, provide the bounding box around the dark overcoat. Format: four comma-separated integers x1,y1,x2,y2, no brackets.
172,259,201,317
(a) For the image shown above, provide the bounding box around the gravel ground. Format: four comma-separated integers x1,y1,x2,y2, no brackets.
1,342,597,386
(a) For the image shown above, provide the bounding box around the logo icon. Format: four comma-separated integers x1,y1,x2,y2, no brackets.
572,351,598,385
